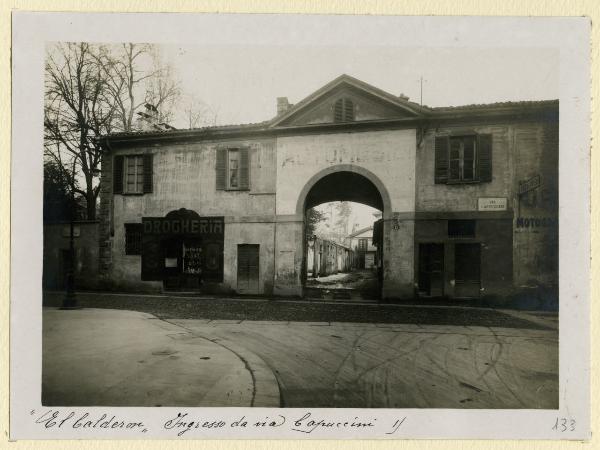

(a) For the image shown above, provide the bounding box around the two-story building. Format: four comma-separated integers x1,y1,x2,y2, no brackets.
97,74,558,305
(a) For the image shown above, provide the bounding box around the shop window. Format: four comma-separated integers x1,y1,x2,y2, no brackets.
434,134,492,184
124,223,143,255
448,220,476,238
216,147,250,190
334,97,355,122
113,154,153,194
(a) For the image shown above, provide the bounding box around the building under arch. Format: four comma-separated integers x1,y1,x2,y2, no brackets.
98,74,558,305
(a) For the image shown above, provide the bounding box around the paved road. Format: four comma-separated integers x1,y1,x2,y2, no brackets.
169,317,557,409
43,306,558,409
42,308,278,407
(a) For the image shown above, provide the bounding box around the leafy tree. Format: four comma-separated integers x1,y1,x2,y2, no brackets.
43,161,85,223
306,207,327,237
335,201,352,237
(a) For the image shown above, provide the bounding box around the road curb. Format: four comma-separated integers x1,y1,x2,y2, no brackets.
206,336,282,408
162,319,281,408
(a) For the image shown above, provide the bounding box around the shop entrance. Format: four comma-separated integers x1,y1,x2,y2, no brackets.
141,208,224,291
162,237,204,290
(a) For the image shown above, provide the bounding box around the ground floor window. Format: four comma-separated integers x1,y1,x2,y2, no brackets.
124,223,143,255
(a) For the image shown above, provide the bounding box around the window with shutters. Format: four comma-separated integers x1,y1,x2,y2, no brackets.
434,134,492,184
333,97,355,122
114,154,153,194
228,149,240,188
216,147,250,191
449,136,476,182
124,223,143,255
124,155,144,193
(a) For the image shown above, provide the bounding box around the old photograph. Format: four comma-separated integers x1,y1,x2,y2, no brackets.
11,12,590,440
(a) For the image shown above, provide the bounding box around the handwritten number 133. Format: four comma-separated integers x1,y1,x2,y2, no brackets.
553,418,575,432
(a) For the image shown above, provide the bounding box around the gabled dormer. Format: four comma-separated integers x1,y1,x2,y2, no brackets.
270,74,426,128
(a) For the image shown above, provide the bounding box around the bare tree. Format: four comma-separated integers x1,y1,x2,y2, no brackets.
44,43,185,220
144,47,181,126
96,43,181,132
182,94,219,129
44,42,116,220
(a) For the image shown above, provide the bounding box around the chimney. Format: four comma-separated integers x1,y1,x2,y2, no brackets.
277,97,291,115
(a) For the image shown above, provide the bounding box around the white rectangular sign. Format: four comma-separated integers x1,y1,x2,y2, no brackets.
478,197,507,211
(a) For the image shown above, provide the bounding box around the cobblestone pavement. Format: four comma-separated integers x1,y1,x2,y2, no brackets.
43,291,552,330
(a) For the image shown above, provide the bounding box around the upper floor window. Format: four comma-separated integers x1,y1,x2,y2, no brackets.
449,136,476,182
113,154,153,195
358,238,369,251
216,147,250,191
229,149,240,188
434,134,492,184
334,97,355,122
125,155,145,193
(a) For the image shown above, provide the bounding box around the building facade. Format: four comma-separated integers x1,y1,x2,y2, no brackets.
97,75,558,305
344,226,378,270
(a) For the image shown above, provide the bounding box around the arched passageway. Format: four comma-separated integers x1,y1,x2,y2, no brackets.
298,168,391,300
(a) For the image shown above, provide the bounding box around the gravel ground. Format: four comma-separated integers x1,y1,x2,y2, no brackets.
43,291,550,330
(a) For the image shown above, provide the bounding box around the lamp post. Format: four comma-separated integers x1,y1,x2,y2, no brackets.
60,160,80,310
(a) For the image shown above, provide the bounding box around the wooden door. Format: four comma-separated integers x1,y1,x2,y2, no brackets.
418,243,444,296
454,243,481,297
237,244,260,293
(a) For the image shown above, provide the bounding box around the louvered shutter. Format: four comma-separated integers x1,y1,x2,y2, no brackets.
434,136,449,184
113,155,124,194
239,147,250,190
334,98,344,122
477,134,493,182
143,154,153,193
216,148,227,190
344,99,355,121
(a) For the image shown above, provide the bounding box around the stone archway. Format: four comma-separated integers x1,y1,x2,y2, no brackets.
295,164,393,220
296,166,391,299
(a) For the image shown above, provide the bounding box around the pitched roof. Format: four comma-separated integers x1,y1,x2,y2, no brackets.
346,226,373,239
269,74,429,127
101,75,558,143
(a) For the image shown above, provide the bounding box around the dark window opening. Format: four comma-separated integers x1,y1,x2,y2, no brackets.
448,220,476,238
124,223,143,255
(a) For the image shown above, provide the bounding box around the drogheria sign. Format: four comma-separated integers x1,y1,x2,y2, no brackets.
142,217,224,236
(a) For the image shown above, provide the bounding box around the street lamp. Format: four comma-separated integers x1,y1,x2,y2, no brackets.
60,160,80,310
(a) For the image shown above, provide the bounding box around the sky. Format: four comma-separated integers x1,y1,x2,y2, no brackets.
158,44,558,232
157,44,558,233
161,45,558,128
